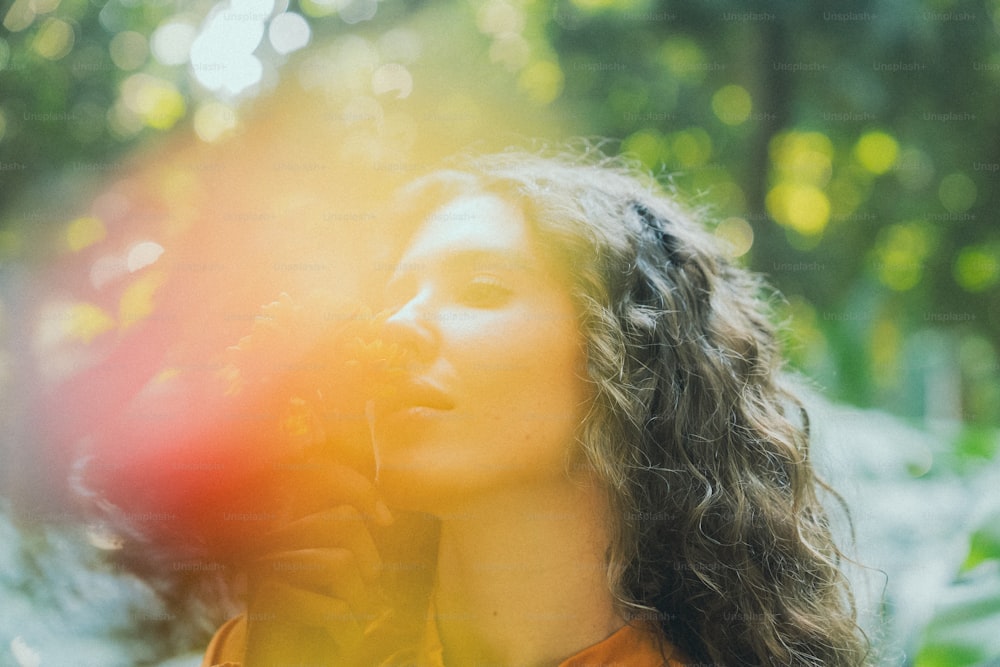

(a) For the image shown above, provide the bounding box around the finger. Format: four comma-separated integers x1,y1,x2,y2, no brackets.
244,621,337,667
250,578,366,651
276,462,393,525
254,548,381,617
257,505,383,580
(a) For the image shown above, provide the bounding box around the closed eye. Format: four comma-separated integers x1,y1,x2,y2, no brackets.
459,274,513,308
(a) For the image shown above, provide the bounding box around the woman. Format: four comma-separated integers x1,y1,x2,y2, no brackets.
202,149,869,666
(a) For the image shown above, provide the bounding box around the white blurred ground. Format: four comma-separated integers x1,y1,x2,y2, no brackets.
808,391,1000,665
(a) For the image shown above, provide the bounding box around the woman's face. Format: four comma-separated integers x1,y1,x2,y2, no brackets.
371,192,592,513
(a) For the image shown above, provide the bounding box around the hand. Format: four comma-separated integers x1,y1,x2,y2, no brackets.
242,463,394,667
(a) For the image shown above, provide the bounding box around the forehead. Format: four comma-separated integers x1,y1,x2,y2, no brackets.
399,193,535,266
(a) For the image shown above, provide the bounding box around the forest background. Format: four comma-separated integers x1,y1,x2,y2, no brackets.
1,0,999,665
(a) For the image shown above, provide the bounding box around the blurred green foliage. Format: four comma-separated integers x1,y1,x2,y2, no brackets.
915,509,1000,666
2,0,997,427
1,0,999,664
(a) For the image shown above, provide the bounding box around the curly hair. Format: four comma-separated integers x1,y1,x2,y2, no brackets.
389,148,869,666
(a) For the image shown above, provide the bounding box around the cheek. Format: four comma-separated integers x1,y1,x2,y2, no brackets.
463,315,589,435
373,314,590,510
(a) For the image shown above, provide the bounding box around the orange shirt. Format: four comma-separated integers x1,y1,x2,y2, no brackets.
201,612,689,666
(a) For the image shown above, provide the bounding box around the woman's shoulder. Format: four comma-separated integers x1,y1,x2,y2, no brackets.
558,621,691,667
200,615,246,667
200,613,691,667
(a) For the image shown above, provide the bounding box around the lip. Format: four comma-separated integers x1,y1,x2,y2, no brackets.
377,379,455,414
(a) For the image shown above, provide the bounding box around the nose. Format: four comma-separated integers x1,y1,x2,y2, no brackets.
380,290,438,361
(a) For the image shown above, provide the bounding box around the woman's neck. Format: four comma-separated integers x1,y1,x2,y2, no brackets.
431,479,623,667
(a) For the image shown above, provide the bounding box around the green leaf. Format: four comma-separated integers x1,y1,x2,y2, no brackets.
915,644,987,667
953,426,1000,464
963,512,1000,572
915,574,1000,667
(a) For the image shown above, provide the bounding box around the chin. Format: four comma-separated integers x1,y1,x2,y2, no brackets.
376,463,470,515
374,454,514,519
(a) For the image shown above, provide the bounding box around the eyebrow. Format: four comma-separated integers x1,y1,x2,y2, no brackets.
391,248,540,279
450,249,537,272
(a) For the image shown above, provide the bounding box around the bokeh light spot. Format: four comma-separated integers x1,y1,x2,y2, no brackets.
518,60,564,105
65,216,106,252
477,0,525,35
571,0,629,9
372,63,413,99
122,73,186,130
268,12,311,55
766,183,830,236
874,221,934,291
770,130,833,186
32,17,74,61
938,172,977,213
194,101,238,142
659,37,708,83
153,367,181,385
339,0,378,24
119,270,166,328
709,179,746,213
32,0,60,14
954,245,1000,292
189,3,269,96
854,131,899,175
151,20,197,66
108,98,144,139
300,0,347,18
48,302,117,344
90,254,128,289
3,0,36,33
332,35,379,88
126,240,165,273
714,217,754,258
671,127,712,167
711,84,752,126
490,33,530,70
109,30,147,71
376,28,421,64
10,637,40,667
623,129,668,168
86,525,125,550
